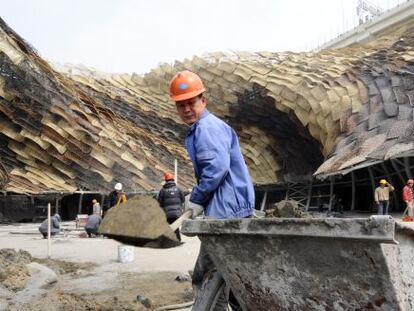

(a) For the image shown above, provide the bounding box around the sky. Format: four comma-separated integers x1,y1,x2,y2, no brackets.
1,0,406,74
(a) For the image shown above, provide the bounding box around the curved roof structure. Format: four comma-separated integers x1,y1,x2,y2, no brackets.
1,17,414,194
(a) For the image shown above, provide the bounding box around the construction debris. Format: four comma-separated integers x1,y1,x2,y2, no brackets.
99,195,181,248
265,200,309,218
0,249,32,291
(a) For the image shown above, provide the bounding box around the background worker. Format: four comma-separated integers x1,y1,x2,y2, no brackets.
157,172,185,241
104,182,127,217
84,212,102,238
402,179,414,217
38,213,61,238
170,70,255,309
92,198,102,216
374,179,394,215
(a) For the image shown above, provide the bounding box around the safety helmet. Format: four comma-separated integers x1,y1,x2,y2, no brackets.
114,182,123,191
169,71,206,102
164,172,174,181
379,179,387,184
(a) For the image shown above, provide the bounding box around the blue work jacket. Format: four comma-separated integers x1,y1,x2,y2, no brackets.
185,109,255,219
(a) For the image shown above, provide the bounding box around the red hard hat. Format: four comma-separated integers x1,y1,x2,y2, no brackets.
169,71,206,102
164,172,174,181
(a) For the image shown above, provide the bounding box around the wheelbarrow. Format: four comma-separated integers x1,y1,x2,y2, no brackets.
182,216,414,310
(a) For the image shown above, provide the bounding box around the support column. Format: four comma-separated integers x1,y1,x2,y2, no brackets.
260,190,268,212
78,192,84,215
328,177,334,211
55,198,60,215
351,171,356,211
305,180,313,212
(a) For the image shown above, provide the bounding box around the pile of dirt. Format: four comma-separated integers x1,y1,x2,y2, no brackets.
0,248,32,291
265,200,310,218
6,271,193,311
33,258,95,275
99,195,181,248
0,248,95,293
9,292,146,311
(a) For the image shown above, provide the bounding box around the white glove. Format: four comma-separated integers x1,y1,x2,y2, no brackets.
184,195,204,219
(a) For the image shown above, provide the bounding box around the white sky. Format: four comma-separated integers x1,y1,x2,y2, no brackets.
1,0,405,74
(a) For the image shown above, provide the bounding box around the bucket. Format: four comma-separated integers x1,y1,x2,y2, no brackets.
117,245,134,263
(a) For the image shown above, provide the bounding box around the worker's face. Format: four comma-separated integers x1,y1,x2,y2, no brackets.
175,95,206,125
408,182,413,187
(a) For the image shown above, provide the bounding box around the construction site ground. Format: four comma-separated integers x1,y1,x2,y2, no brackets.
0,221,199,311
0,213,411,311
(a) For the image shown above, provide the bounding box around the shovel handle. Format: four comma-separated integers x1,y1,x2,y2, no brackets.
170,210,192,232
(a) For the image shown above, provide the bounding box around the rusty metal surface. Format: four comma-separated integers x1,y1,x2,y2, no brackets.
182,218,414,310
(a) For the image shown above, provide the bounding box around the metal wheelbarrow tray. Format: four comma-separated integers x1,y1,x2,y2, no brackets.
182,217,414,310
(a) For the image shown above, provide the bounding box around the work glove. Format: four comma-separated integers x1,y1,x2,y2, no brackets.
184,194,204,219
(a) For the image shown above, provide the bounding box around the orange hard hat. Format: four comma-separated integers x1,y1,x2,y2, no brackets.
164,172,174,181
169,71,206,102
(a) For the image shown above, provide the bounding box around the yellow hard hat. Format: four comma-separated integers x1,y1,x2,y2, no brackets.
379,179,387,184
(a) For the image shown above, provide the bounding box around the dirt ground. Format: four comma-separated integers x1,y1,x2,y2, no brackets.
0,222,200,311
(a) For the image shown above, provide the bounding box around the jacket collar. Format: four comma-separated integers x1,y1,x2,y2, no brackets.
189,109,210,132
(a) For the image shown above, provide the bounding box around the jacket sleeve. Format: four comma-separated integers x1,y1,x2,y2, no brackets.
374,188,379,202
403,187,410,202
190,125,231,205
179,188,185,204
157,190,164,205
52,217,60,230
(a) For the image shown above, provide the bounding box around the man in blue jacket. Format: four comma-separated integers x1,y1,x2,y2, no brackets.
170,70,255,309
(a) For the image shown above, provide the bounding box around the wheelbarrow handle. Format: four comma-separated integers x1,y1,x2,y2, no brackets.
170,210,192,232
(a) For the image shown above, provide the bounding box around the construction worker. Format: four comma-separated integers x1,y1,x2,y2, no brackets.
38,213,61,238
402,179,414,217
374,179,394,215
84,211,102,238
170,70,255,309
157,172,185,241
92,198,102,216
104,182,127,217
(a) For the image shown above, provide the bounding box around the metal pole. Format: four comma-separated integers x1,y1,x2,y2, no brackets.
78,192,83,214
328,177,334,212
368,167,376,213
55,198,59,215
47,203,51,259
174,159,178,186
305,180,313,211
351,171,356,211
